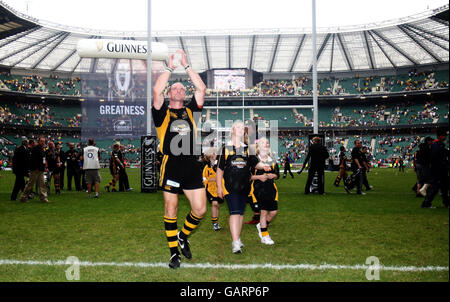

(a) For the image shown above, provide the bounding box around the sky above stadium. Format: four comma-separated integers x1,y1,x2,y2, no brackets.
3,0,449,32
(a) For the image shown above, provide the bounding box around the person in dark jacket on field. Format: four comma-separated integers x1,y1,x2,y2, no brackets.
11,139,29,201
20,136,49,203
421,129,449,209
345,139,365,195
283,153,294,179
66,143,81,191
118,145,132,192
55,142,65,190
413,136,433,197
303,136,329,194
361,146,373,191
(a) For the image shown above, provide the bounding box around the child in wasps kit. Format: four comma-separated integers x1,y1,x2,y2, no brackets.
334,146,349,187
152,49,207,269
216,121,270,254
245,119,261,225
105,143,122,192
250,138,280,245
202,147,223,231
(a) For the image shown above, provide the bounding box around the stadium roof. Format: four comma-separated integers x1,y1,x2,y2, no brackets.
0,2,448,75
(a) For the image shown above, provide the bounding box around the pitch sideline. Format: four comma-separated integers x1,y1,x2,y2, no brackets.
0,259,448,272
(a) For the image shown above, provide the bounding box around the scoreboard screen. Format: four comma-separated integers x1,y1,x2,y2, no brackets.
213,69,246,90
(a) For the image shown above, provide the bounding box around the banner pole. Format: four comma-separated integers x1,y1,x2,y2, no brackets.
141,0,157,193
312,0,318,135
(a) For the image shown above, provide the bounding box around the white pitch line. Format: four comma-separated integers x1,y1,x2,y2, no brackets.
0,259,448,272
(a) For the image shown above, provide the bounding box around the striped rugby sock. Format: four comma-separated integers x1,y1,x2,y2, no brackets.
261,226,269,237
180,211,202,240
164,216,178,255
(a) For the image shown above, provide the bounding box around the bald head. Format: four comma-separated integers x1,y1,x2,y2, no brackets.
168,82,186,103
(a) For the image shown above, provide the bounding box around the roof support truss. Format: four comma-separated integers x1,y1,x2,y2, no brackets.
371,29,418,65
367,30,396,68
51,35,96,71
309,33,331,72
404,23,449,42
0,26,41,49
363,31,375,69
269,34,281,72
430,16,449,27
248,35,256,70
403,24,449,51
329,33,335,72
289,34,306,72
0,30,62,62
0,24,39,40
70,57,82,73
10,32,65,67
336,33,353,71
31,32,70,69
397,25,442,63
89,36,102,73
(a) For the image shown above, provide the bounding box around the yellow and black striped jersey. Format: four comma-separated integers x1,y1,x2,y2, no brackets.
202,162,218,197
250,156,279,203
217,143,258,196
152,96,202,157
109,150,121,173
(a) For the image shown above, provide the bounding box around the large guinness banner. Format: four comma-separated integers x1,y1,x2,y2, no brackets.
81,60,165,140
78,40,167,194
81,59,149,140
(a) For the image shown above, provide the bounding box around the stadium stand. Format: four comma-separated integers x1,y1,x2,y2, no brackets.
202,70,448,97
0,73,81,96
0,2,447,172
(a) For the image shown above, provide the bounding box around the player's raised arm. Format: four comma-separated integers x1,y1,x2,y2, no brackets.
153,53,177,110
177,49,206,108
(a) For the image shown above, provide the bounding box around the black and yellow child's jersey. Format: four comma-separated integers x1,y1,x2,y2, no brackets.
202,161,218,197
250,156,280,203
218,143,258,196
338,151,348,168
109,150,121,174
152,96,202,157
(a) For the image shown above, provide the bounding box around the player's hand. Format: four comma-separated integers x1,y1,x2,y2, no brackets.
168,53,178,70
176,49,188,68
259,174,268,182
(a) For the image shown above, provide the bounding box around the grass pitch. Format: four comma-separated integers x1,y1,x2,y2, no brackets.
0,168,448,282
